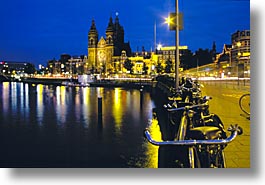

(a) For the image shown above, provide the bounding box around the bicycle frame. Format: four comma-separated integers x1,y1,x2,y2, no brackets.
144,123,242,168
144,124,241,146
145,100,243,168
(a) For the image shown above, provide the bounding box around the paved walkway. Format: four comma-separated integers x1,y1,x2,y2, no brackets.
202,83,250,168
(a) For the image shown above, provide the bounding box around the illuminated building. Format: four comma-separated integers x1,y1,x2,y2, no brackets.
88,14,132,74
0,61,35,75
231,30,250,63
214,30,250,78
47,54,87,76
155,45,189,72
231,30,250,78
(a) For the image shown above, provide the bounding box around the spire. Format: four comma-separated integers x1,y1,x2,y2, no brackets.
212,41,216,51
89,19,98,35
115,12,119,24
88,19,98,48
106,16,114,33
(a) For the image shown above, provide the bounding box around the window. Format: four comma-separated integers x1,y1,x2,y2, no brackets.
247,31,250,36
244,41,248,46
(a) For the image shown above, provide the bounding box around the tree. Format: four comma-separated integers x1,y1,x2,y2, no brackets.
180,49,194,70
165,59,173,73
123,59,134,74
179,48,214,70
142,62,148,75
195,48,213,66
156,62,163,74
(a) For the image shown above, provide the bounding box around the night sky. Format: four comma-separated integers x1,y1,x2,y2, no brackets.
0,0,250,66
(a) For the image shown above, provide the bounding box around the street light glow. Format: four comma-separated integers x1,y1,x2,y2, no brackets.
165,15,174,26
157,44,162,50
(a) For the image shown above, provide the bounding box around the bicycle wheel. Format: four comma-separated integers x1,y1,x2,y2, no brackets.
239,94,250,116
213,150,226,168
188,146,201,168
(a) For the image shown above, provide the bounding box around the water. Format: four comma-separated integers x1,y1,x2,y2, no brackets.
0,82,160,168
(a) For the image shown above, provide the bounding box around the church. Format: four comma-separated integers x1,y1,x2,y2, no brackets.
88,14,132,74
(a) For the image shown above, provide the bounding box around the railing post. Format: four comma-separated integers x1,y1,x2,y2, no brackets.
98,97,102,124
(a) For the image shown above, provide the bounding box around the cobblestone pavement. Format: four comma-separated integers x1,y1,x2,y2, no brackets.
202,83,250,168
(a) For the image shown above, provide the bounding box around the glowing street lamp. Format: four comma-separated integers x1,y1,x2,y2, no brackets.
157,44,162,50
165,15,174,27
164,1,180,88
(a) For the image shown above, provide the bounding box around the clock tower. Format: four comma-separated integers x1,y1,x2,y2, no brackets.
88,19,98,71
105,16,115,73
87,14,131,74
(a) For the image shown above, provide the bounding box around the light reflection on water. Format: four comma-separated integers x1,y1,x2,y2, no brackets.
0,82,160,168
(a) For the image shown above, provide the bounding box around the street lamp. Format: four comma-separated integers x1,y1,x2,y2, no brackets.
165,1,180,89
175,0,180,89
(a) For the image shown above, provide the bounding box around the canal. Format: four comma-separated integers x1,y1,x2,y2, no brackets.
0,81,250,168
0,82,162,168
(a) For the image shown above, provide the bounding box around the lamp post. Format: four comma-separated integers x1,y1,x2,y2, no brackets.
164,0,180,88
175,0,180,89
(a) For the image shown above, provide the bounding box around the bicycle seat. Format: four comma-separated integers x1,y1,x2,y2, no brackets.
187,126,223,140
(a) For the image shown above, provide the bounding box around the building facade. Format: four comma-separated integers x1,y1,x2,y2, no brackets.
213,30,250,78
231,30,250,63
155,45,189,72
47,54,87,76
231,30,250,78
87,15,131,74
0,61,36,75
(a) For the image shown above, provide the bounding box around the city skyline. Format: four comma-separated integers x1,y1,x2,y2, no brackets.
0,0,250,66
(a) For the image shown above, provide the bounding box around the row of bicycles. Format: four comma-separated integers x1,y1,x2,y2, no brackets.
144,77,244,168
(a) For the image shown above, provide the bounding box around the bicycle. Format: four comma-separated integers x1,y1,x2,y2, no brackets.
167,79,203,106
239,93,250,120
144,101,243,168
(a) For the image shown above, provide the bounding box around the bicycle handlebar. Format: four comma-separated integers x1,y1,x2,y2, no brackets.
166,102,209,112
144,124,243,146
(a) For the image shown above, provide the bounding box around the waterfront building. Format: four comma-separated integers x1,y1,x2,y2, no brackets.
0,61,35,75
87,14,132,74
47,54,87,76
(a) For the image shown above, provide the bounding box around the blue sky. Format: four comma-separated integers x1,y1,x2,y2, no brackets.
0,0,250,66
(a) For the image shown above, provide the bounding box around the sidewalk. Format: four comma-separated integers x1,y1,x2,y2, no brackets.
202,83,250,168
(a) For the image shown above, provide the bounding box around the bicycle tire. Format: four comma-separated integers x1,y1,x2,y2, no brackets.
213,150,226,168
239,93,250,116
188,146,201,168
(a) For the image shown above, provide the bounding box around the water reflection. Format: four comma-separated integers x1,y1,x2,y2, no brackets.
55,86,67,126
113,88,123,133
36,84,44,126
0,82,161,168
82,87,90,128
2,82,9,114
144,116,162,168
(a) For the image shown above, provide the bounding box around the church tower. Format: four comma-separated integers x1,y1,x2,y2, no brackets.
211,41,217,61
104,16,115,73
106,16,114,46
113,14,125,55
88,19,98,70
87,14,132,74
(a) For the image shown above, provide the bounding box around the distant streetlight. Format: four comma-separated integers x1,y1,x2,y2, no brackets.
157,44,162,50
